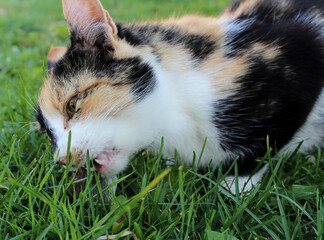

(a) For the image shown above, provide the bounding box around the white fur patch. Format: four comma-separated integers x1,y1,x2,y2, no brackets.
280,88,324,155
222,164,269,194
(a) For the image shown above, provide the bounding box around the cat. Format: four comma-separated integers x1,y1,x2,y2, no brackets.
36,0,324,194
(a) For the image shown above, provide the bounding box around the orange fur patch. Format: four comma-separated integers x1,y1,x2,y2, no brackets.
154,41,194,72
200,50,249,98
161,15,225,39
39,74,60,117
80,82,133,119
249,43,281,60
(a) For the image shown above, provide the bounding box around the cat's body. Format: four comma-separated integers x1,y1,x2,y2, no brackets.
36,0,324,193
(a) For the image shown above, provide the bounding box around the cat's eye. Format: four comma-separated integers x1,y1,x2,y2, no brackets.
66,96,78,119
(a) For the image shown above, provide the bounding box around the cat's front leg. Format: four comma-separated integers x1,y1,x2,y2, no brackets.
222,164,269,194
72,167,117,202
100,175,118,202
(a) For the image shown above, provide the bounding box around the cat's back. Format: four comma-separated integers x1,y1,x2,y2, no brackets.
139,0,324,37
222,0,324,20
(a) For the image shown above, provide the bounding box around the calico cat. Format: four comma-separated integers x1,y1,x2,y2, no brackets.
36,0,324,194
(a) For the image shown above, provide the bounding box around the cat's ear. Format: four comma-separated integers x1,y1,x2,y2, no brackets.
62,0,117,53
47,46,67,70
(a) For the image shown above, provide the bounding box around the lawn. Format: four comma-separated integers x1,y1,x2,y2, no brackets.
0,0,323,239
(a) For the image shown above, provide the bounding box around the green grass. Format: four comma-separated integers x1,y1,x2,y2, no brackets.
0,0,323,239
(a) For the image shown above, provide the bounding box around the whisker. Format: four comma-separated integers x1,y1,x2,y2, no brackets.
22,96,37,112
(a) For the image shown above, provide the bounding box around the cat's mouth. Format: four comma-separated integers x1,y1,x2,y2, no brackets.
92,150,113,173
57,148,119,175
93,158,103,172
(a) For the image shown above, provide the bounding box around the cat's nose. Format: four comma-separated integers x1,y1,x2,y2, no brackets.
57,153,73,165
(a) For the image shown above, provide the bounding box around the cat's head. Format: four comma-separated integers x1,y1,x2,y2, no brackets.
36,0,158,176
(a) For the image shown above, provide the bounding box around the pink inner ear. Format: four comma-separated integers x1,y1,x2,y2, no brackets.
105,10,117,35
62,0,109,33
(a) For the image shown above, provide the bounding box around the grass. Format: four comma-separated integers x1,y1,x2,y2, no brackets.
0,0,323,239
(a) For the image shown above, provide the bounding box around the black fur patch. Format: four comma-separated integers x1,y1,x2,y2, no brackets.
116,23,145,46
126,60,156,100
117,23,217,61
181,34,217,61
296,0,324,10
35,106,57,152
52,47,156,100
